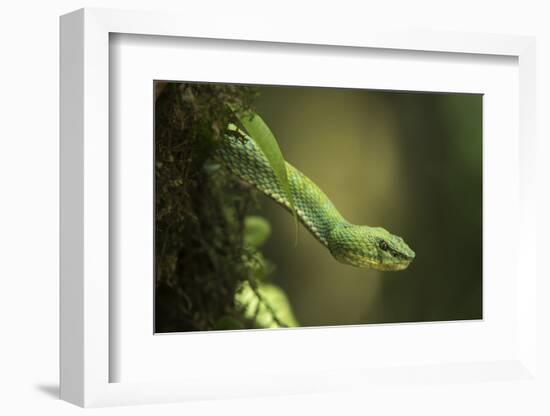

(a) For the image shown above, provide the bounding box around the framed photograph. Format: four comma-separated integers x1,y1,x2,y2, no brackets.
152,81,480,334
60,8,537,408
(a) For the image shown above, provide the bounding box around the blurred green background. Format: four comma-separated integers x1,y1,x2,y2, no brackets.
250,85,482,326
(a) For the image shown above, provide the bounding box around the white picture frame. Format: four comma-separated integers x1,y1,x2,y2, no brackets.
60,7,537,408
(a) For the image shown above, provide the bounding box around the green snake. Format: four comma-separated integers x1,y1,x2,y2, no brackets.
218,132,415,271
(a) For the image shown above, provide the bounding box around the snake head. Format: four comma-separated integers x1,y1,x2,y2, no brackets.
328,225,415,271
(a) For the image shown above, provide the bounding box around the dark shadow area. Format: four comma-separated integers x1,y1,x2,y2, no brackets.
34,383,59,399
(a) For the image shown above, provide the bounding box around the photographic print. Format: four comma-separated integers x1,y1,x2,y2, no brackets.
154,81,482,333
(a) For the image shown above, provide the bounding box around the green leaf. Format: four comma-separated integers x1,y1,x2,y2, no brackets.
236,282,299,328
228,106,298,243
257,283,299,328
244,215,272,248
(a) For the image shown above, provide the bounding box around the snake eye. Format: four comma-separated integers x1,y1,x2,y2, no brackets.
378,240,389,251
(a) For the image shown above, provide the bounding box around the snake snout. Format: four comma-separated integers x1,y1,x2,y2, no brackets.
404,246,416,261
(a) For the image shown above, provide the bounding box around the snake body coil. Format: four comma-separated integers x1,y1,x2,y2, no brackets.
218,133,415,271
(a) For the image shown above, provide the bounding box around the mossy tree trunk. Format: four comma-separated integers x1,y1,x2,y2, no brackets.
154,82,259,332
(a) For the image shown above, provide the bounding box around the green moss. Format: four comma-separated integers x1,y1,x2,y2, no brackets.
154,82,299,333
155,82,260,332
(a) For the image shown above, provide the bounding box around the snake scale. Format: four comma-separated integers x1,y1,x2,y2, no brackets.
218,131,415,271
